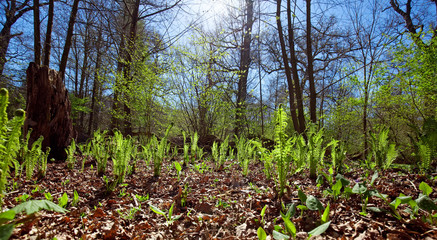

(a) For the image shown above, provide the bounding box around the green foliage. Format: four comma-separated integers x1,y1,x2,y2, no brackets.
151,124,173,177
65,138,76,170
111,130,134,183
328,139,346,174
58,193,69,208
235,135,255,176
69,94,91,120
273,105,293,196
306,125,326,179
0,88,25,205
190,132,199,163
0,199,67,240
149,202,182,226
90,130,110,175
369,127,398,170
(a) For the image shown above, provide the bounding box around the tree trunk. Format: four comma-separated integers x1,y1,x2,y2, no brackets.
287,0,306,133
235,0,254,136
59,0,80,75
42,0,54,66
33,0,41,65
25,62,76,160
276,0,300,133
306,0,317,124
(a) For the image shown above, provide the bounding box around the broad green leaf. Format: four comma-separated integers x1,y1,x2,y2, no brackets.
416,194,437,211
0,224,15,240
419,182,432,196
257,227,267,240
169,203,174,219
390,195,412,209
332,180,342,195
174,161,181,172
261,205,267,217
352,183,367,195
367,207,385,213
370,171,378,186
308,221,331,236
282,216,296,237
273,230,290,240
321,202,330,223
336,174,350,187
0,210,15,222
298,189,307,203
149,204,166,216
285,203,296,218
11,200,68,215
306,195,323,211
58,193,68,208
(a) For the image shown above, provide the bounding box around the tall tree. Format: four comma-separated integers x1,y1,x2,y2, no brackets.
42,0,54,66
306,0,316,123
33,0,41,64
235,0,254,136
0,0,34,78
59,0,80,76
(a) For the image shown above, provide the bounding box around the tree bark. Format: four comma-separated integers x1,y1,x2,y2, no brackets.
286,0,306,133
306,0,317,123
276,0,301,133
33,0,41,65
42,0,54,66
59,0,80,75
235,0,254,136
25,62,76,160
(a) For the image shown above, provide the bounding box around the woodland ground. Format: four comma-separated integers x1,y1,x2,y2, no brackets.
3,155,437,240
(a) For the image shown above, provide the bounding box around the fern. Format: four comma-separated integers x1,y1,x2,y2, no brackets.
0,88,25,206
91,129,109,175
24,135,44,180
152,124,173,177
306,124,326,179
418,141,432,173
190,132,199,163
274,105,293,196
329,139,346,174
369,127,398,170
65,138,76,170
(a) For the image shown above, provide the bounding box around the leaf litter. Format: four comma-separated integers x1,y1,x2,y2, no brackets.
3,156,437,239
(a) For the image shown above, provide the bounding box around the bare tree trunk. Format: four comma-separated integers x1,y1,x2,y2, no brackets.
306,0,317,124
276,0,300,133
286,0,306,133
88,33,102,135
42,0,54,66
25,62,76,160
59,0,80,75
33,0,41,65
235,0,254,136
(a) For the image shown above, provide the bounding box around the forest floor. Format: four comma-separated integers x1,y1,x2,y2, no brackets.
3,156,437,240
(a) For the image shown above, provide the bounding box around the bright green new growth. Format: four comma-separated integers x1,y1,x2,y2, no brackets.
306,125,326,179
0,88,25,206
235,135,255,176
151,124,173,177
66,138,76,170
369,127,398,170
91,129,110,175
190,132,199,163
273,105,293,196
329,139,346,174
111,130,134,184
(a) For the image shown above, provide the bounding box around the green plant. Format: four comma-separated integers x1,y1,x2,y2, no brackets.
0,199,67,239
328,139,347,174
290,135,307,173
369,127,398,170
72,190,80,207
273,105,293,196
235,135,255,176
15,194,31,203
149,202,182,225
221,137,230,168
118,204,142,220
91,130,110,175
151,124,173,177
103,175,117,193
190,132,199,163
0,89,25,205
135,194,149,202
58,192,69,208
174,161,182,180
77,141,91,172
111,130,133,184
351,171,380,215
306,124,326,179
65,138,76,169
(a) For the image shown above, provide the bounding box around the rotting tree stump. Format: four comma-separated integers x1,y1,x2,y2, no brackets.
24,62,76,160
